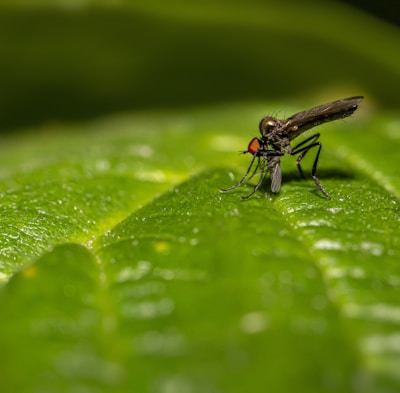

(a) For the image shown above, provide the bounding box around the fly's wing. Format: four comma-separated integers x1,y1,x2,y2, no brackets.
283,96,363,140
269,158,282,193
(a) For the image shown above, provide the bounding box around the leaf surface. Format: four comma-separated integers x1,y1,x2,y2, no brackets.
1,103,400,392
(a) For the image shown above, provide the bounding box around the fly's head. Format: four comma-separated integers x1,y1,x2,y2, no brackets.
259,116,278,139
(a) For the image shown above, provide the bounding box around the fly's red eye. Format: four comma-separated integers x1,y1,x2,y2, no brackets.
247,138,261,154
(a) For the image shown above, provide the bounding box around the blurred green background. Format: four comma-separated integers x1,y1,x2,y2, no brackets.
0,0,399,132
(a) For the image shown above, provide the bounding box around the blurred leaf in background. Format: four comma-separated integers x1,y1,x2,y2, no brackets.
0,0,399,130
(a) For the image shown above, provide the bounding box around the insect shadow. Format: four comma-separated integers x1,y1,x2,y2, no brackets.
283,167,355,183
257,167,355,198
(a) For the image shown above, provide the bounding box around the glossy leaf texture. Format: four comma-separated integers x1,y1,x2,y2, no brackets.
1,103,400,393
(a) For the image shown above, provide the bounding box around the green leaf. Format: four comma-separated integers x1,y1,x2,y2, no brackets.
1,102,400,392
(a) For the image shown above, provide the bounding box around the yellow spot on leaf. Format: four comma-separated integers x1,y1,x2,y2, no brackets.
23,265,38,279
154,241,170,254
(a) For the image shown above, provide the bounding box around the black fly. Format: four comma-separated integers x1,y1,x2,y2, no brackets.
220,96,363,200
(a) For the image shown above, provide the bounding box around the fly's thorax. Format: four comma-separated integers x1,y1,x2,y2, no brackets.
259,116,288,149
265,134,290,154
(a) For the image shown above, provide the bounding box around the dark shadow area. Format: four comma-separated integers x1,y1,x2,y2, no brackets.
253,167,356,197
282,168,356,183
283,168,357,198
0,8,399,132
338,0,400,27
226,167,355,199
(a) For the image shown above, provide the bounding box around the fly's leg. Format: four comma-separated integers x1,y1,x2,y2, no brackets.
291,133,320,179
221,150,283,199
220,154,260,193
239,156,261,187
240,156,268,200
291,133,331,199
239,151,283,199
